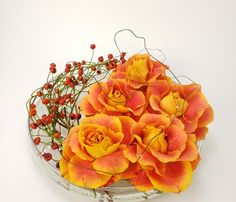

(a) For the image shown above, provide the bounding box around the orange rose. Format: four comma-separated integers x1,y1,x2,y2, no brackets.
147,79,214,140
112,54,167,89
80,78,146,117
123,113,197,192
60,114,136,188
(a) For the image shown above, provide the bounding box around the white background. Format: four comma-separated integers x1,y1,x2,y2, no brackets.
0,0,236,201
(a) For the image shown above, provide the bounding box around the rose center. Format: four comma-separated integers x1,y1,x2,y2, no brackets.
143,126,168,153
108,89,126,106
127,58,148,83
85,129,104,145
160,92,189,117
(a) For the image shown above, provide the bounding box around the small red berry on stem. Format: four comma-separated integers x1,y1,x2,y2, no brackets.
36,119,42,126
34,137,41,145
51,142,59,150
43,153,52,161
50,63,56,68
59,98,66,105
69,113,75,120
30,123,38,129
75,113,82,120
37,91,43,97
30,103,36,109
42,98,50,105
54,132,61,139
98,56,104,62
90,44,96,49
49,67,57,73
29,109,37,117
108,54,113,59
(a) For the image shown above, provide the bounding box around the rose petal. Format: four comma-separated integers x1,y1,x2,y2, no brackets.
69,127,94,161
178,140,198,161
131,170,154,191
195,127,208,140
119,116,136,145
191,154,201,170
80,96,98,115
166,125,187,153
87,83,104,111
93,151,129,175
59,155,70,180
147,79,171,98
116,163,141,180
82,114,122,133
146,161,192,193
184,92,208,122
67,156,111,188
139,113,171,128
126,91,146,115
198,105,214,127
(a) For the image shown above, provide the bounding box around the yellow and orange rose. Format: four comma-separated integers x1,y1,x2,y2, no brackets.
147,79,214,140
60,114,136,188
80,78,146,117
111,54,167,89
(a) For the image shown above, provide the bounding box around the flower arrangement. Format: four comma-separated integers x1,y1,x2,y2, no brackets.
27,38,213,195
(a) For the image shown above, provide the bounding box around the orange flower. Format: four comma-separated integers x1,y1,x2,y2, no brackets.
60,114,136,188
111,54,167,89
123,144,193,193
147,79,214,140
80,78,146,117
122,113,198,192
131,113,198,163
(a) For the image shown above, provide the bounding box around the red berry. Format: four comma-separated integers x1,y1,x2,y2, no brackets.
53,97,60,104
90,44,96,49
96,70,101,75
43,83,52,90
30,123,38,129
65,93,72,99
75,113,81,120
69,98,74,104
30,103,36,109
59,98,66,105
43,153,52,161
50,106,58,113
60,112,65,119
98,56,104,62
69,113,75,120
65,63,71,68
50,63,56,68
108,54,113,59
65,67,70,73
49,67,57,73
37,91,43,97
81,60,86,65
36,119,42,126
51,142,59,150
33,137,41,145
121,58,126,64
54,132,61,138
29,109,37,117
121,52,126,57
42,98,50,105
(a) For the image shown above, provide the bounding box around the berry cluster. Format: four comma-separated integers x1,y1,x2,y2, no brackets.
27,44,125,164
